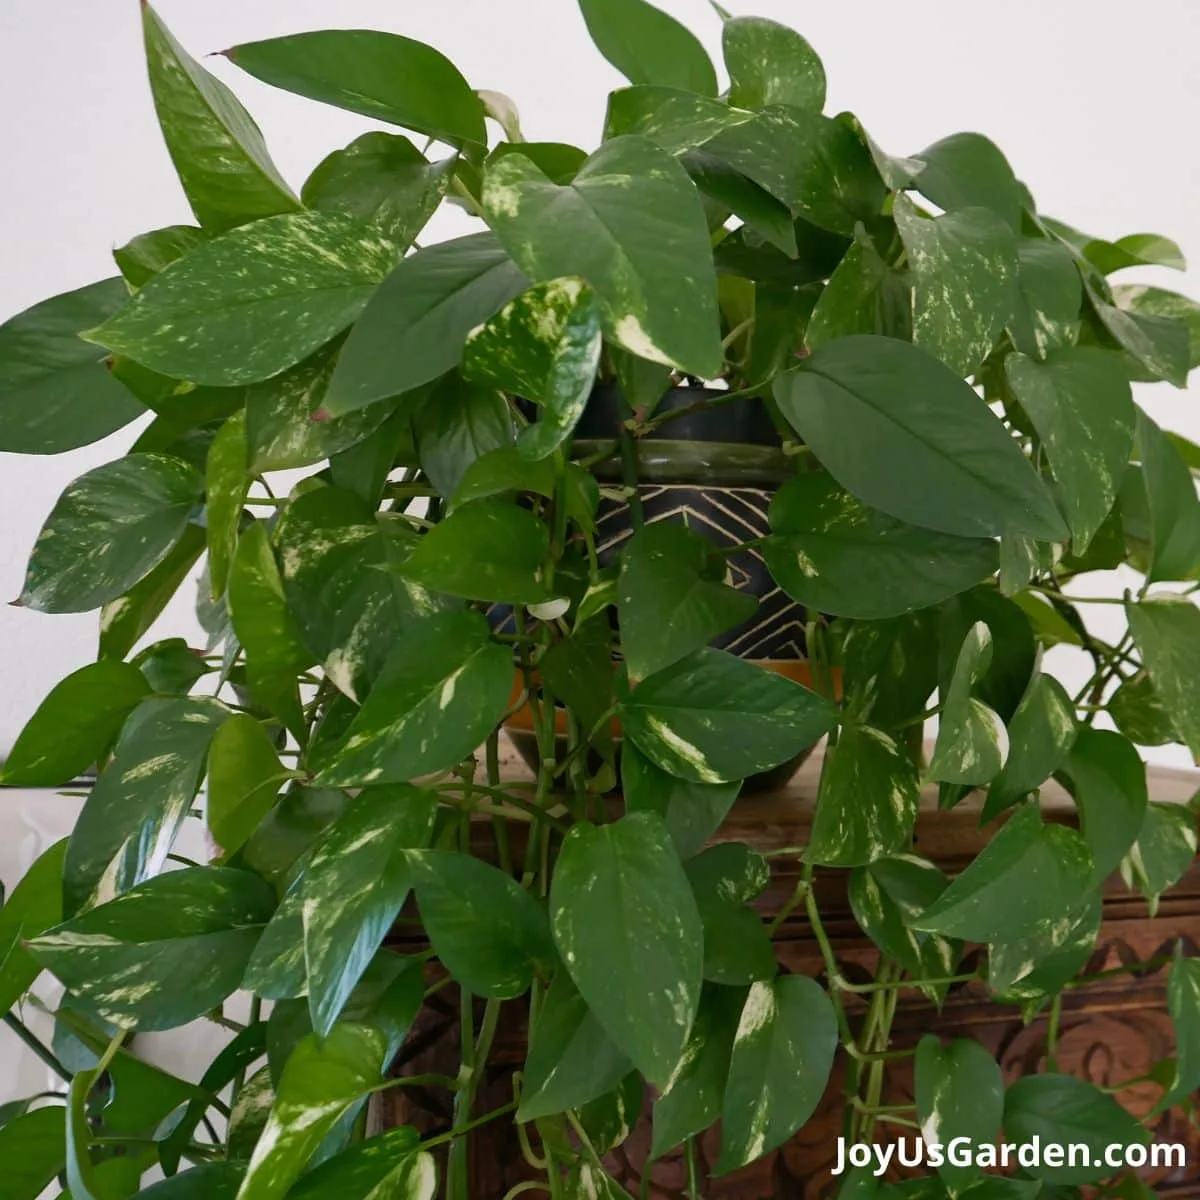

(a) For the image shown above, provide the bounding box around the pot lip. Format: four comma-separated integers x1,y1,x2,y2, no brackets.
503,661,842,735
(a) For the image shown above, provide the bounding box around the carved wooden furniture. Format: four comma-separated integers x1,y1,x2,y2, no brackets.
383,742,1200,1198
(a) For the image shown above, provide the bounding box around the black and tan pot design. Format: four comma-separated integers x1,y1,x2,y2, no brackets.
501,381,825,793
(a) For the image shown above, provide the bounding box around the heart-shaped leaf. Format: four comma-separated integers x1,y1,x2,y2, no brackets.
776,336,1066,541
1060,729,1147,881
927,622,1007,787
578,0,717,95
1122,802,1198,915
287,1129,435,1200
550,812,703,1085
911,133,1023,232
207,715,291,857
685,843,775,985
1007,239,1081,358
722,16,825,112
1128,597,1200,759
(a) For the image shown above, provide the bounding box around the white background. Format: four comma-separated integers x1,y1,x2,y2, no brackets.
1,0,1199,1095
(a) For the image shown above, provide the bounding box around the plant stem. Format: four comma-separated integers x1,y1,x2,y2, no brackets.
424,1100,519,1150
2,1013,72,1083
1046,993,1062,1071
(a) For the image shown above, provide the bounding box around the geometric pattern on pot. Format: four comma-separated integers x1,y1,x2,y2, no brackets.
596,484,807,661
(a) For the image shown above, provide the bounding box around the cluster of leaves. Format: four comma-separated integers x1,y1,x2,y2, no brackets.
1,0,1199,1197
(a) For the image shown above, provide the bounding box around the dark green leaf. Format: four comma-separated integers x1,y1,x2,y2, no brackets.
20,452,203,613
988,888,1101,1000
683,152,798,256
1160,948,1200,1110
716,975,838,1173
765,472,997,619
0,841,67,1014
578,0,717,95
243,877,307,1001
246,346,401,473
651,982,745,1158
1112,283,1200,371
839,611,940,728
913,802,1094,943
0,278,145,454
1109,671,1178,747
1003,1074,1147,1184
805,237,912,349
550,812,703,1085
86,212,399,387
204,410,248,599
303,132,454,249
414,376,514,499
621,743,740,860
314,610,511,787
324,233,529,416
288,1128,435,1200
1128,597,1200,760
1134,410,1200,583
911,132,1023,232
1094,297,1190,388
207,715,290,856
236,1024,387,1200
983,673,1077,818
99,523,206,661
1048,225,1188,276
848,855,962,1005
483,137,722,377
723,16,825,111
894,194,1018,376
1007,239,1082,358
0,662,149,787
808,724,919,867
142,4,301,232
1123,802,1198,915
775,336,1066,541
927,622,1006,787
227,30,486,147
449,446,557,512
30,867,274,1029
63,696,227,915
519,971,632,1120
114,224,206,287
914,1036,1003,1191
1061,729,1147,882
463,278,602,460
620,648,837,784
1004,349,1134,552
397,501,554,604
686,843,774,984
619,522,756,681
134,1165,245,1200
0,1105,66,1200
578,1071,643,1154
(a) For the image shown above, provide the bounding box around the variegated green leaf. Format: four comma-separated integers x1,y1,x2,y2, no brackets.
63,696,228,916
325,232,529,415
1007,239,1081,358
1094,294,1190,388
20,452,203,613
482,136,723,377
550,812,703,1085
927,622,1007,787
205,410,249,599
619,648,837,784
518,971,632,1121
716,975,838,1173
805,236,912,349
1004,349,1134,553
228,521,312,738
913,802,1095,943
85,212,399,387
30,867,274,1029
1133,411,1200,584
987,887,1101,1000
142,4,301,232
764,472,998,619
0,278,146,454
0,662,150,787
983,673,1077,818
235,1024,388,1200
275,487,447,703
618,522,757,683
1160,948,1200,1110
722,16,826,112
302,787,437,1036
1112,283,1200,371
242,879,308,1001
807,724,919,867
287,1129,435,1200
114,224,206,288
410,850,555,999
1123,802,1198,915
1127,596,1200,759
302,132,455,249
894,193,1018,377
245,344,403,473
685,843,774,985
226,29,487,147
463,277,602,460
207,715,291,857
314,610,511,787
